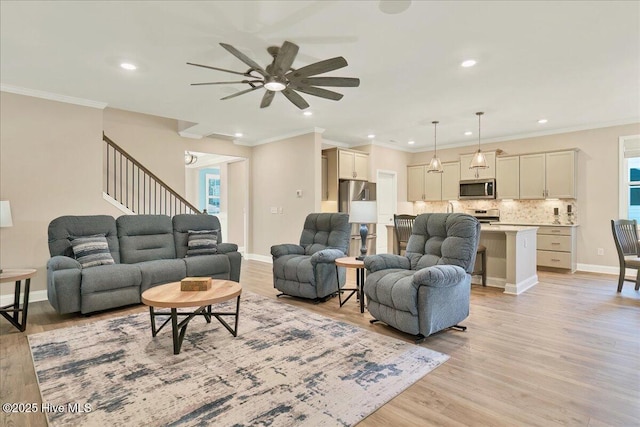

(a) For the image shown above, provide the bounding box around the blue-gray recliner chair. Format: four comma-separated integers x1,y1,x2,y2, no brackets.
271,213,351,301
364,213,480,342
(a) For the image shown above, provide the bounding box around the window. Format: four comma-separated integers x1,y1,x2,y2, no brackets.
619,135,640,220
199,168,221,214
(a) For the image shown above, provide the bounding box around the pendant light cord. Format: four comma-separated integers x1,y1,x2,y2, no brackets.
476,112,483,150
432,120,439,155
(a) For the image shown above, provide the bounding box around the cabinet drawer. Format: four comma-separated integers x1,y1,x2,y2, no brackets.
537,235,572,251
537,250,572,268
537,226,572,236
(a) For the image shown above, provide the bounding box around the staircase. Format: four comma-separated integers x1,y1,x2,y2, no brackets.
103,133,201,216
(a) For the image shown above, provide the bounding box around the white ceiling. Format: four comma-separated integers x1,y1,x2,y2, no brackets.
1,1,639,150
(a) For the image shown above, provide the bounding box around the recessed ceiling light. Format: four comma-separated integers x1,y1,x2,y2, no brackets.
120,63,137,70
408,140,415,145
303,111,313,116
538,119,548,124
461,59,477,68
464,131,473,136
234,132,243,137
367,134,375,139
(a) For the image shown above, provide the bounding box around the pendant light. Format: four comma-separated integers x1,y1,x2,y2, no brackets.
427,120,443,173
469,111,488,176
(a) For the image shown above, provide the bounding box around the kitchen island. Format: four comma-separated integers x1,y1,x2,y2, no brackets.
479,224,539,295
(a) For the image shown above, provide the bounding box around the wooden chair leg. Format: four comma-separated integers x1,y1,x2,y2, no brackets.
481,250,487,286
617,267,625,292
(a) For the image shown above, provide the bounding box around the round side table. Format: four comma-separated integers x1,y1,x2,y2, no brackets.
335,257,366,313
1,269,37,332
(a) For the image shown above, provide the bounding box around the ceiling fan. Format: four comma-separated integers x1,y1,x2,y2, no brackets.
187,41,360,110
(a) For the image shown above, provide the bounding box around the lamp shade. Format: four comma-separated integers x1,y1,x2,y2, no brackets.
0,201,13,227
469,149,488,169
349,201,377,224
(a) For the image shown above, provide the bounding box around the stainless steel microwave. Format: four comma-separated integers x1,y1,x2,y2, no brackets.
459,179,496,199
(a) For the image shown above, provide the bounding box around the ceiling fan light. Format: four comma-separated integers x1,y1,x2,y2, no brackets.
469,149,488,169
427,156,443,173
264,77,287,92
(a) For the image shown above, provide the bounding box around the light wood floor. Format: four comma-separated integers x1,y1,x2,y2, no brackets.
1,260,639,426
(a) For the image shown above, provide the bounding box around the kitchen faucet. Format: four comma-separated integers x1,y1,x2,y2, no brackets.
447,202,454,213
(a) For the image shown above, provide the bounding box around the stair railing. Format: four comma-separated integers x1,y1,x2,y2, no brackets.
103,133,201,216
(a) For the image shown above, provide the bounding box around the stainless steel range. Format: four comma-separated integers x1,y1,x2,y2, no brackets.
465,208,500,224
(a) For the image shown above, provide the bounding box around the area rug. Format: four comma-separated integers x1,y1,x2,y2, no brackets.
28,291,448,426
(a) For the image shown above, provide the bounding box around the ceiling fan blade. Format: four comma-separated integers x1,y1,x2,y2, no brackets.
285,57,348,79
282,88,310,110
220,85,263,100
186,62,250,77
260,91,275,108
272,41,299,76
289,85,343,101
191,80,263,86
219,43,269,78
293,77,360,87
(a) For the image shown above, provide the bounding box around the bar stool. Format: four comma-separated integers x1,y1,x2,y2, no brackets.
473,245,487,286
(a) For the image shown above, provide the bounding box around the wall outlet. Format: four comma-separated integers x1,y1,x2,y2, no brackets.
597,248,604,256
270,207,278,214
296,189,303,198
278,207,283,214
523,238,528,248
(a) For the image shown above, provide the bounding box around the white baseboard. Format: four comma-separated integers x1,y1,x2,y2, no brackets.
504,274,539,295
244,253,272,264
0,289,48,306
576,263,621,276
103,192,135,215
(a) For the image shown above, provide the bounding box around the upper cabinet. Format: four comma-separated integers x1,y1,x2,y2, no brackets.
338,149,369,181
459,151,497,180
519,150,576,199
407,162,459,201
441,162,461,201
545,151,576,198
496,156,520,199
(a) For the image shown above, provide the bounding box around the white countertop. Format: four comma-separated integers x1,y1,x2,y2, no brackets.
480,224,538,232
492,222,579,227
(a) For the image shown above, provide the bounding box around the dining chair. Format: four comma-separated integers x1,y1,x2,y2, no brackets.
393,214,416,255
610,219,640,292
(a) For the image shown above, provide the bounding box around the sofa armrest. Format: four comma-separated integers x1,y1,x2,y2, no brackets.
310,248,346,265
364,254,411,272
412,265,467,288
271,244,305,258
217,243,238,254
47,255,82,271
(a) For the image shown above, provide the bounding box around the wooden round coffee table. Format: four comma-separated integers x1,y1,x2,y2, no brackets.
142,279,242,354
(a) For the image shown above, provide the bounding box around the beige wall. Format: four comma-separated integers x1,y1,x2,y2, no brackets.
410,123,640,269
2,90,637,300
250,133,321,257
227,160,247,248
0,93,122,295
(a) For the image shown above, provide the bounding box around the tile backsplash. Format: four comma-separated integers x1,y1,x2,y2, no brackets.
413,199,578,225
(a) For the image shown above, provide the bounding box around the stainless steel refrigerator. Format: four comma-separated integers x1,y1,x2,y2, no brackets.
339,180,376,257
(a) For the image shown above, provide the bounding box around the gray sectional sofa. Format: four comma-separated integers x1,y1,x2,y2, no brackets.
46,214,241,314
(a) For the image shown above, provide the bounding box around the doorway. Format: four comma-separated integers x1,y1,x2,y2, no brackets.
185,152,249,253
376,170,397,254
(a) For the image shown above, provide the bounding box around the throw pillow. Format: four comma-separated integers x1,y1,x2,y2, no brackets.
186,229,219,257
70,234,115,268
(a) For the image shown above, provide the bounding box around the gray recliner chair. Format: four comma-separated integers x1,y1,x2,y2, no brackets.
364,213,480,342
271,213,351,301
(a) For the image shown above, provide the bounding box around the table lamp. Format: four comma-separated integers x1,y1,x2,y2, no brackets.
0,200,13,273
349,200,377,260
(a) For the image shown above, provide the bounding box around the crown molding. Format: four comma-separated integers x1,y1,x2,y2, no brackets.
0,84,108,109
236,127,326,147
178,131,204,140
